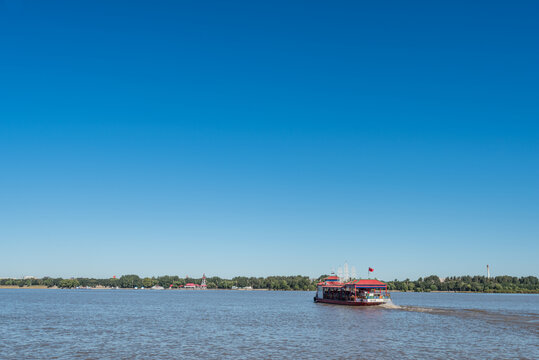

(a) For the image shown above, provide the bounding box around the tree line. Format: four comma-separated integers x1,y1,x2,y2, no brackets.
0,275,319,291
387,275,539,293
1,274,537,293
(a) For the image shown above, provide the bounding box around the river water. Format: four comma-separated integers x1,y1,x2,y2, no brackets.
0,289,537,359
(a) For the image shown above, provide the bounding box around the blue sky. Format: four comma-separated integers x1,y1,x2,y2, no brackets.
1,1,538,280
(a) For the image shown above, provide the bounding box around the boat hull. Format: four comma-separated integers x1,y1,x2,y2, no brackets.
314,297,386,306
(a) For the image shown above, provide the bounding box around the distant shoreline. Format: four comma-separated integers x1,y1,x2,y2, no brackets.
1,285,537,294
0,285,50,289
2,274,537,293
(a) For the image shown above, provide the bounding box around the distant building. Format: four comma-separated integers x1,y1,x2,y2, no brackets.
184,274,208,289
184,283,198,289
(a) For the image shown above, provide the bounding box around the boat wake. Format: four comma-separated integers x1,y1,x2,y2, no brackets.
380,303,539,330
379,299,401,309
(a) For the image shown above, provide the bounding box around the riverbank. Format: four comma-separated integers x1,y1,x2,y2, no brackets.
2,274,537,293
0,285,50,289
1,286,537,294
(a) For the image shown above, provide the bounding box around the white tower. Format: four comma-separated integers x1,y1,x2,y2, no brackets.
343,262,350,282
487,265,490,279
337,267,343,281
201,273,207,287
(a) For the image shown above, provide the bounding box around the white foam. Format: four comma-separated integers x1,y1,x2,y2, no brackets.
380,299,402,309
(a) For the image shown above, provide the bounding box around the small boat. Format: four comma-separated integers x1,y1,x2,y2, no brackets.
314,276,390,306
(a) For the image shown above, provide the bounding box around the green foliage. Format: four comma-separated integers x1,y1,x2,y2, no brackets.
1,274,537,293
142,277,157,288
59,279,80,288
157,275,180,288
119,275,142,288
386,275,539,293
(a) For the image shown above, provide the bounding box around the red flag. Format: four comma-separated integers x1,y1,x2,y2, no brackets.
368,267,374,272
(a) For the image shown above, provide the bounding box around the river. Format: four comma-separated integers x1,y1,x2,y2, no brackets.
0,289,537,359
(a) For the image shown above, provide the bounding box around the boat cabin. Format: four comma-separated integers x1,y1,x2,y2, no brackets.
315,277,390,306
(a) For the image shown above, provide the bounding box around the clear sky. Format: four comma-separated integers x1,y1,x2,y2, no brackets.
1,1,538,280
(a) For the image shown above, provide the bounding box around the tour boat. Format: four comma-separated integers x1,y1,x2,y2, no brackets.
314,276,390,306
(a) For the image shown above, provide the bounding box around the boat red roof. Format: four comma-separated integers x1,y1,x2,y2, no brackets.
318,276,387,288
344,279,387,288
349,279,386,286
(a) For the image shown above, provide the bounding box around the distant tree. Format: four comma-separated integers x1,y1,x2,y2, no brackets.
119,275,142,288
142,277,154,288
59,279,79,288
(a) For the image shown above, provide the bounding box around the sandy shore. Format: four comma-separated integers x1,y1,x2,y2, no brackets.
0,285,50,289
